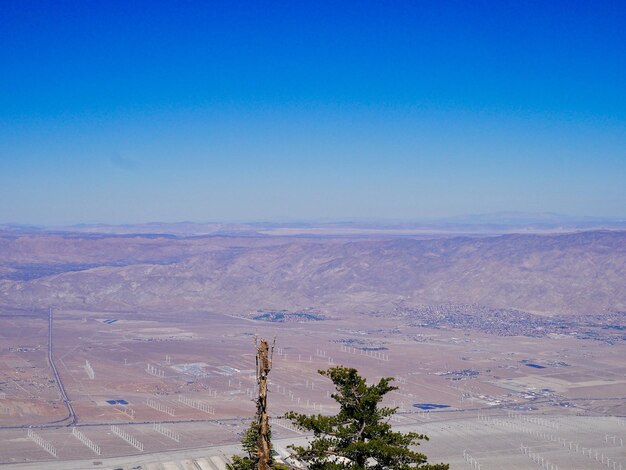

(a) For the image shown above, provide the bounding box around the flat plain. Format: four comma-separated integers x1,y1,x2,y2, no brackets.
0,227,625,469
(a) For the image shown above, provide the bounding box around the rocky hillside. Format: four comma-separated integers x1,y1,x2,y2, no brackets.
0,230,624,316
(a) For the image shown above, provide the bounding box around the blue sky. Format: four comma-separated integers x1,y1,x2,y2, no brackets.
1,1,625,224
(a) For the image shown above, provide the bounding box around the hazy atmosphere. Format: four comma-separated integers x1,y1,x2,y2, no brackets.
1,3,626,470
1,1,625,224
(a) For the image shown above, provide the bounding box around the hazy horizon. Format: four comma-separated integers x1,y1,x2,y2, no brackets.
3,211,626,234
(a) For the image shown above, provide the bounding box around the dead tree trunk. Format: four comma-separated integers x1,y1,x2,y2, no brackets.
256,338,273,470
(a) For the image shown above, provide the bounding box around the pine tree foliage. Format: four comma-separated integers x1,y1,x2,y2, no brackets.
285,366,449,470
228,419,291,470
227,418,261,470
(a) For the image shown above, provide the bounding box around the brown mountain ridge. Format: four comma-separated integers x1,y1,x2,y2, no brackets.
0,230,624,316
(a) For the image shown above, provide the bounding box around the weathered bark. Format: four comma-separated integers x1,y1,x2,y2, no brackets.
256,339,272,470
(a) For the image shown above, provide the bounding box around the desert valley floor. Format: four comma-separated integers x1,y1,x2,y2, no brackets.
1,229,625,469
1,307,625,469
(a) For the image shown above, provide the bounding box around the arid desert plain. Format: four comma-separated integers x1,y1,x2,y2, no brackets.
1,227,625,469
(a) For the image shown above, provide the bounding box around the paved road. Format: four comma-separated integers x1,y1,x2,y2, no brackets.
48,307,77,426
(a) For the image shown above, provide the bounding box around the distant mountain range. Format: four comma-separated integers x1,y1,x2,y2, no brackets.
0,228,624,316
1,212,625,237
436,211,626,226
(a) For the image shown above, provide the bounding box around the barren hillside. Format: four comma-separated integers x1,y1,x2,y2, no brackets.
0,230,624,316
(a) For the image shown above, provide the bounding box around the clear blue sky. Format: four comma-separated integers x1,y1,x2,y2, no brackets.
1,0,625,224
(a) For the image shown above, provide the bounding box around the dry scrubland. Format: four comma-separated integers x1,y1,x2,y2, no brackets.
0,229,625,468
1,230,625,315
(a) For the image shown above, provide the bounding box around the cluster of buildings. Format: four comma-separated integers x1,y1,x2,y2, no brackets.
393,303,626,343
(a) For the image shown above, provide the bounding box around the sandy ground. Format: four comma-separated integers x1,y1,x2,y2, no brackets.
1,309,625,468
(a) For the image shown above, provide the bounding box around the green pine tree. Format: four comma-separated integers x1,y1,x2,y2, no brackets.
285,366,449,469
227,418,261,470
227,418,290,470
